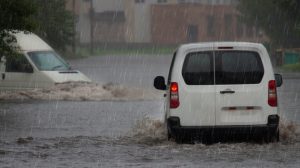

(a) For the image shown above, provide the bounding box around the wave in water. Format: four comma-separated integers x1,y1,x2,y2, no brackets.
0,82,162,101
128,117,299,144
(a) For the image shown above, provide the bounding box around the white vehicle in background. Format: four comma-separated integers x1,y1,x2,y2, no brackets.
154,42,283,143
0,31,91,90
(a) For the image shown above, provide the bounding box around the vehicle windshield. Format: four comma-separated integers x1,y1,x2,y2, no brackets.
27,51,70,71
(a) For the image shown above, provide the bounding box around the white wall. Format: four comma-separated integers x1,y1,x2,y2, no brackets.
77,0,126,43
133,1,152,43
131,0,162,43
177,0,238,5
77,1,91,43
93,0,125,12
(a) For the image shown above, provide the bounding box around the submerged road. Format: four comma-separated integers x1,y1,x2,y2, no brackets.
0,54,299,168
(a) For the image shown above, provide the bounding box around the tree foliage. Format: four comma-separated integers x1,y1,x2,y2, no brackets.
33,0,75,52
238,0,300,48
0,0,36,56
0,0,74,57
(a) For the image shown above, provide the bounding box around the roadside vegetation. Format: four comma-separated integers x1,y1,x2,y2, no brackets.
281,63,300,72
0,0,36,57
239,0,300,70
238,0,300,48
75,47,176,58
0,0,74,58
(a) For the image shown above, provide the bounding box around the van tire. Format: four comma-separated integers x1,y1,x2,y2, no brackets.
175,135,184,144
274,130,280,142
276,130,280,142
270,130,280,143
167,130,171,141
264,130,279,143
175,137,182,144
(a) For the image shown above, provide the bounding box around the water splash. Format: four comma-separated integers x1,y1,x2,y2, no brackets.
127,117,167,145
279,116,299,142
0,82,162,101
127,117,300,145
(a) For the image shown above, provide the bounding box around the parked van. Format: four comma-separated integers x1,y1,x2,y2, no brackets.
0,31,91,90
154,42,283,143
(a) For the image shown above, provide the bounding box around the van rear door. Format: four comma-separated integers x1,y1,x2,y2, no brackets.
215,50,267,126
179,51,216,126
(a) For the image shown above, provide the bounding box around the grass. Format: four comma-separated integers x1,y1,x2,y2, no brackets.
280,63,300,72
73,47,176,58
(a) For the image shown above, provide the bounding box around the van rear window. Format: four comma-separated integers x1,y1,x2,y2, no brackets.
182,51,264,85
182,52,214,85
215,51,264,85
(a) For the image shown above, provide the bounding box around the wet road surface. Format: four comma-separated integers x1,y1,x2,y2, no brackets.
0,55,300,168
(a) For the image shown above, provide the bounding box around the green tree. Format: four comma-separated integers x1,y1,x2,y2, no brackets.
238,0,300,48
275,0,300,33
33,0,75,52
0,0,36,56
0,0,74,57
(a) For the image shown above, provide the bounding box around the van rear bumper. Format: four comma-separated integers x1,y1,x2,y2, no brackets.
167,116,279,138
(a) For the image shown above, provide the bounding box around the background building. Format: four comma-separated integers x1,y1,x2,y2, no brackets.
151,3,266,44
66,0,267,46
124,0,178,43
66,0,126,44
177,0,238,5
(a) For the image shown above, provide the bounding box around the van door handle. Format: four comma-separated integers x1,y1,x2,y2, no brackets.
220,90,235,94
1,73,4,80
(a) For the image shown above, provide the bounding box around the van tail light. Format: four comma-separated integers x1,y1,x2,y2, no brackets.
170,82,179,108
268,80,277,107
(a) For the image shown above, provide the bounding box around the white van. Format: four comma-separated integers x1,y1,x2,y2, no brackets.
154,42,283,143
0,32,91,90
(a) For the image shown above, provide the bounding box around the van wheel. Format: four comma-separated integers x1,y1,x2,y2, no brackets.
264,130,279,143
275,130,280,142
167,130,171,141
270,130,280,143
263,134,270,143
175,135,184,144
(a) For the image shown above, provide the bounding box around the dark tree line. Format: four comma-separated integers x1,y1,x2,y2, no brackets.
34,0,74,52
0,0,74,57
238,0,300,48
0,0,36,56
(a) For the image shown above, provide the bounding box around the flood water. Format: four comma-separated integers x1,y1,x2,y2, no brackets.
0,55,300,167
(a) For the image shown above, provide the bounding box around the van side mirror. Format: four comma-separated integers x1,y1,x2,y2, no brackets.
154,76,167,90
24,64,34,73
275,74,282,87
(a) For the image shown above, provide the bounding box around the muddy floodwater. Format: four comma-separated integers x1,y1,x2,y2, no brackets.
0,55,300,168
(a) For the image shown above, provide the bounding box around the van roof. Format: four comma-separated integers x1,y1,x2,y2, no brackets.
12,31,52,52
179,42,265,51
